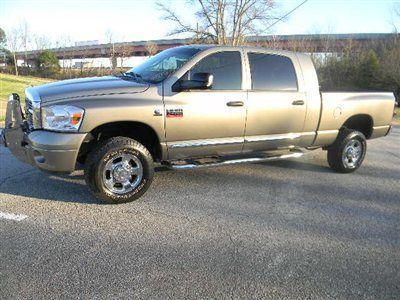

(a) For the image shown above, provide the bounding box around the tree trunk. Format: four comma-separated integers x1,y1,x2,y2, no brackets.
13,52,18,76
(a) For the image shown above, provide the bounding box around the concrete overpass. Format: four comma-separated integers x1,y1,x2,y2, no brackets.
16,33,398,61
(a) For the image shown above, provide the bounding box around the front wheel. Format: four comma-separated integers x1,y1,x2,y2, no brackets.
84,137,154,204
327,129,367,173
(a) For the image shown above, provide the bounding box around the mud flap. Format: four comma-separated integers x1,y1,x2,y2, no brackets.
4,94,32,165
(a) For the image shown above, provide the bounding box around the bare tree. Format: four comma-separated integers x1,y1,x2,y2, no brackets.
105,29,117,69
6,28,21,76
19,20,29,66
393,4,400,33
33,34,52,50
157,0,279,46
115,42,132,67
145,41,158,56
54,34,72,48
55,35,73,69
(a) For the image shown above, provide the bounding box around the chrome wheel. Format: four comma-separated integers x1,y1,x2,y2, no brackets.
102,153,143,195
342,140,363,169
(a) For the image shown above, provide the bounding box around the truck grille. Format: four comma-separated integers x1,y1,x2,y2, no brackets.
25,87,41,129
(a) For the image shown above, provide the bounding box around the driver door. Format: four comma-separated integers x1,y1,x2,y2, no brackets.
163,50,247,160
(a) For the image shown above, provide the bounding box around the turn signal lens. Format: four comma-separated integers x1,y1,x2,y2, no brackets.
71,112,83,125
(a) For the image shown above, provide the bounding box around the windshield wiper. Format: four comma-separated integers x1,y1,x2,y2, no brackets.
116,71,157,84
122,71,143,82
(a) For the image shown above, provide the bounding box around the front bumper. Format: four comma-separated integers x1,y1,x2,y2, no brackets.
16,130,87,173
2,94,87,173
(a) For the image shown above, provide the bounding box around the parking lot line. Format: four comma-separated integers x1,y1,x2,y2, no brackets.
0,211,28,221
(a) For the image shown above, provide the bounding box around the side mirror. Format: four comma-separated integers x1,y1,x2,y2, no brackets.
172,73,214,92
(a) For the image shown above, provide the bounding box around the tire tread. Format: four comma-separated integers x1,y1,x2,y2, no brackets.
327,128,366,173
84,137,154,204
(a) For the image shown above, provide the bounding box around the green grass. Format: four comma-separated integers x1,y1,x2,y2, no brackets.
0,73,53,102
396,107,400,120
0,73,53,121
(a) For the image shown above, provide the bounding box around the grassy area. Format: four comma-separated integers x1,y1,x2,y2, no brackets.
396,107,400,120
0,73,53,101
0,73,53,121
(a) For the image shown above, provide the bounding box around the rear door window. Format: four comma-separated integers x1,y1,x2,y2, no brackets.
248,53,298,91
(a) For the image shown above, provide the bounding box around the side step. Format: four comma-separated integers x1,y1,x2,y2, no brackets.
164,150,305,170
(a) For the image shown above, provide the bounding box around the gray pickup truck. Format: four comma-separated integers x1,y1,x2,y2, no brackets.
1,45,395,203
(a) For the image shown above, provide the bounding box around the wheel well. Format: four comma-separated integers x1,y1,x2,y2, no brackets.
341,114,373,139
78,121,162,163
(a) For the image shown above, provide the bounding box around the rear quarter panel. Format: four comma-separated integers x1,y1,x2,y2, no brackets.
315,92,395,145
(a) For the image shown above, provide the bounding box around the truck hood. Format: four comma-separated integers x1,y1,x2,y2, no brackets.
32,76,150,103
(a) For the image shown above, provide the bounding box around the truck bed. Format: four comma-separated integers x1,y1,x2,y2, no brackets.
313,92,395,146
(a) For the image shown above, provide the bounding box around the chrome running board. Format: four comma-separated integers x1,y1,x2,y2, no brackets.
165,150,305,170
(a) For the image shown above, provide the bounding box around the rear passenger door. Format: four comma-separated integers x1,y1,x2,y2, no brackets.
243,51,307,152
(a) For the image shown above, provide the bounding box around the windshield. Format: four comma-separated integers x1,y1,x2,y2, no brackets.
126,47,203,83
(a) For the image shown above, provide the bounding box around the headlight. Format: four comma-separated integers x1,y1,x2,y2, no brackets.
42,105,84,132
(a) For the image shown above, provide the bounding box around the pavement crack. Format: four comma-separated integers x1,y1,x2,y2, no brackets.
227,231,240,299
0,169,37,189
383,149,400,159
146,207,202,226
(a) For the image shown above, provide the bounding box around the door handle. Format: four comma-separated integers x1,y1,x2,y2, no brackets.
292,100,305,105
227,101,244,107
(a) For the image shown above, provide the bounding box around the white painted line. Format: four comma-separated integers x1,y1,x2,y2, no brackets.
0,211,28,221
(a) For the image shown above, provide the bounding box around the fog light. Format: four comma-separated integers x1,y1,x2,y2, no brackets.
33,150,45,164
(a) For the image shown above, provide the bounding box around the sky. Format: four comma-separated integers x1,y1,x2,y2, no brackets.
1,0,399,47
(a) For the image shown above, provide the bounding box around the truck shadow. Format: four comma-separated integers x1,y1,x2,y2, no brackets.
0,170,99,204
0,157,398,205
257,159,332,173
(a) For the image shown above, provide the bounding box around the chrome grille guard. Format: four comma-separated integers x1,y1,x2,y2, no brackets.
25,87,41,130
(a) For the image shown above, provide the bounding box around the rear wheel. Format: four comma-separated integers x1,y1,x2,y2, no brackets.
327,129,367,173
84,137,154,204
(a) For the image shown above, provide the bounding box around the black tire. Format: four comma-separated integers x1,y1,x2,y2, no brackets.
84,137,154,204
327,128,367,173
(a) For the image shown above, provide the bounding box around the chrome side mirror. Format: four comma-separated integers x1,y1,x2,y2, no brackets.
172,73,214,92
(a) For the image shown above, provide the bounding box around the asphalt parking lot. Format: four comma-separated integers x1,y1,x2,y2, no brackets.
0,126,399,299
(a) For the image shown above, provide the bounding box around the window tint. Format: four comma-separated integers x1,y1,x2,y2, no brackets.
189,51,242,90
248,53,298,91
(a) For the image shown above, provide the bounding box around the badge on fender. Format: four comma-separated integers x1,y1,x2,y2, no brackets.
166,109,183,118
